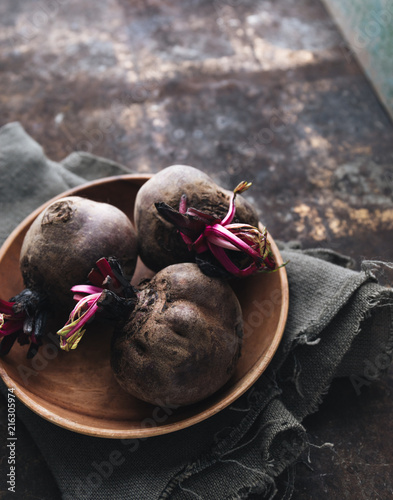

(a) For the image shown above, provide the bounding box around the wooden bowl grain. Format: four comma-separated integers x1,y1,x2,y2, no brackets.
0,174,288,438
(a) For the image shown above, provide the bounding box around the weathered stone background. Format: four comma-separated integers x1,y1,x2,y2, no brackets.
0,0,393,498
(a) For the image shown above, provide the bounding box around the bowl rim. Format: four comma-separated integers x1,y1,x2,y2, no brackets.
0,173,289,438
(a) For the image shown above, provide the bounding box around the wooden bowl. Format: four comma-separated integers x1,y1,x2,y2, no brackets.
0,174,288,438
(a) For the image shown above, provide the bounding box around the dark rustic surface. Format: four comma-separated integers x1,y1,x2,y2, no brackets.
1,0,392,498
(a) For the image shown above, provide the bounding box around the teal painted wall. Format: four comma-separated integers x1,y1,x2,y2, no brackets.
323,0,393,119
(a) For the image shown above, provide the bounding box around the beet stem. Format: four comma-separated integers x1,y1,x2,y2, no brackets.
155,181,281,277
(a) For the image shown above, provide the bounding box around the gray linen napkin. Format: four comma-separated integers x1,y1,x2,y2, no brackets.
1,122,392,499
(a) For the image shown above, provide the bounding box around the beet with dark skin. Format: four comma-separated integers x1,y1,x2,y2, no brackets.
0,196,138,357
110,263,243,406
134,165,259,273
20,196,138,311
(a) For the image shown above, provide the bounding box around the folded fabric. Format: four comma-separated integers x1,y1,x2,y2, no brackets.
1,122,392,499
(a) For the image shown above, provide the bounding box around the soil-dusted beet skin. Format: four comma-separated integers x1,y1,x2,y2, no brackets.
110,263,243,406
134,165,260,272
20,196,138,311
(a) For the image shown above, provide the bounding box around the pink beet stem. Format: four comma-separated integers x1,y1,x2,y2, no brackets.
221,193,236,226
0,321,24,337
65,302,100,339
207,243,241,274
71,285,104,295
207,243,257,277
95,258,121,289
203,231,240,251
204,224,263,262
88,268,106,287
179,194,188,214
192,233,209,253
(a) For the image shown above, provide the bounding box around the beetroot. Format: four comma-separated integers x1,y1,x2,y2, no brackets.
134,165,260,273
0,196,138,357
20,196,137,309
156,180,279,278
110,263,243,406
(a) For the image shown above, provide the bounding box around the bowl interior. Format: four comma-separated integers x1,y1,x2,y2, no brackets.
0,174,288,438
